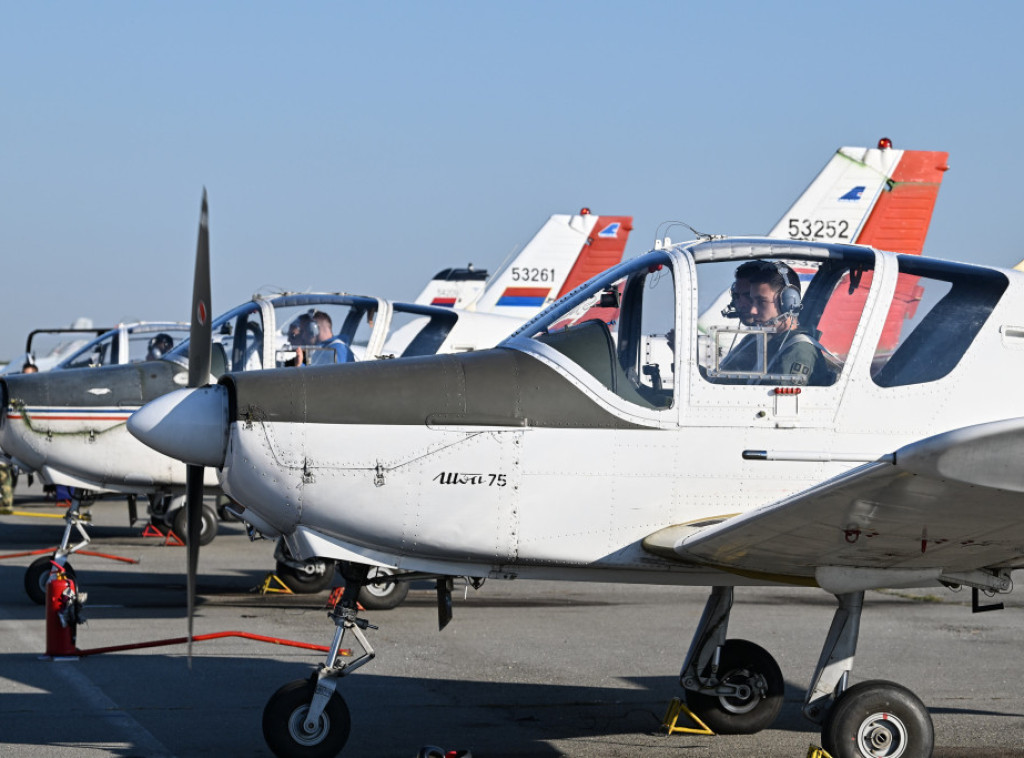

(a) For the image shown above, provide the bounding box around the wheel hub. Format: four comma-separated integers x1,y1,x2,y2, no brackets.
718,670,765,715
287,705,329,746
857,712,907,757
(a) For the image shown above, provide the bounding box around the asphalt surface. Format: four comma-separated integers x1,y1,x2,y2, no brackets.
1,481,1023,757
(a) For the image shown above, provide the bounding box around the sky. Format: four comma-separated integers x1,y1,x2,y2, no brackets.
2,1,1022,361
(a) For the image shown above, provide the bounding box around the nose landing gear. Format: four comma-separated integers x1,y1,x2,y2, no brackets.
262,564,377,758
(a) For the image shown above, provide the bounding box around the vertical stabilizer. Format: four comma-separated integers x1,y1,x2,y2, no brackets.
768,140,948,250
413,266,490,310
470,210,633,318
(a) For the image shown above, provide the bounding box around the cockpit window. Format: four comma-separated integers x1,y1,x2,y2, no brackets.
871,257,1007,387
382,306,458,358
523,253,676,411
696,255,873,387
273,302,374,367
61,334,114,369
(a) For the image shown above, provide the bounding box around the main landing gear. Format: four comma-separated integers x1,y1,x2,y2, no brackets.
680,586,934,758
262,563,376,758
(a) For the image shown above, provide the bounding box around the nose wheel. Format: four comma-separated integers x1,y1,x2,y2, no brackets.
263,677,352,758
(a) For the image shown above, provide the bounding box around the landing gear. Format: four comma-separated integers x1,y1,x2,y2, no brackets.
262,564,378,758
148,494,219,546
274,541,336,594
263,677,351,758
680,586,783,733
23,492,90,604
354,565,409,610
171,500,218,546
276,558,336,594
684,638,783,734
821,680,933,758
680,587,936,755
803,591,934,755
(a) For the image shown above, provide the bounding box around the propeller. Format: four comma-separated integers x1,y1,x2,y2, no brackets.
185,190,212,662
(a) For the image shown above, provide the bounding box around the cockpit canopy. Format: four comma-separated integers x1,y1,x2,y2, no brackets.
507,238,1009,413
164,294,462,377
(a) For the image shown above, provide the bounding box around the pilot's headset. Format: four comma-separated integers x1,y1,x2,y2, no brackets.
770,261,802,317
288,311,318,345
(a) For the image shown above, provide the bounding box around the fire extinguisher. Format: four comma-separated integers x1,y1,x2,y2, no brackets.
45,564,83,657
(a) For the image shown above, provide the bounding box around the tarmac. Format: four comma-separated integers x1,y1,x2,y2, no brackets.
1,480,1023,757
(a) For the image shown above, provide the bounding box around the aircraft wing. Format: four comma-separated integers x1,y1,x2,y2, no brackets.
646,417,1024,591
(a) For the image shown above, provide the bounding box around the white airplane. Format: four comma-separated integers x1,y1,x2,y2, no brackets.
0,205,632,603
133,226,1024,758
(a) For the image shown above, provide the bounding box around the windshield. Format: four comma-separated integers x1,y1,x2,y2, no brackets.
516,251,676,411
58,323,190,369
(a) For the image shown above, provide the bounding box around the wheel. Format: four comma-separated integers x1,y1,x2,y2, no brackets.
684,638,784,734
821,680,933,758
172,503,218,546
276,559,336,594
25,556,76,605
263,678,351,758
356,566,410,610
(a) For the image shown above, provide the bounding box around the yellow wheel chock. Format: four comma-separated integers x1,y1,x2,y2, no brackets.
258,573,295,595
806,745,834,758
661,697,714,735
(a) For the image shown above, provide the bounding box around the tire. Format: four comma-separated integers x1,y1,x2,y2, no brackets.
276,559,336,594
356,566,410,610
821,680,933,758
684,638,784,734
25,556,76,605
263,678,351,758
172,503,219,546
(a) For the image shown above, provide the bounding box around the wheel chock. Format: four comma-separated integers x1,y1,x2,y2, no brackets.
259,573,295,595
163,530,185,547
141,524,165,538
661,697,714,735
807,745,834,758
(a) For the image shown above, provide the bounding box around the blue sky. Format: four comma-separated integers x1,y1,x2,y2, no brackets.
2,2,1020,360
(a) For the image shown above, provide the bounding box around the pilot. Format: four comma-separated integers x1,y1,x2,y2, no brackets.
743,261,826,386
21,361,38,374
288,312,354,366
310,311,355,365
716,261,764,372
722,261,760,327
146,333,175,360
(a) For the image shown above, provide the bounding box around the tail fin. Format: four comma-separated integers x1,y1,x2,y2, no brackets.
782,141,950,357
768,139,949,250
468,210,633,318
413,265,490,310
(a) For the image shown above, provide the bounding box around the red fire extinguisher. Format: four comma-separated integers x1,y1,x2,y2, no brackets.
45,564,82,658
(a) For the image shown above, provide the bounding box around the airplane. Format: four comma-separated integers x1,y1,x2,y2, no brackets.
131,220,1024,757
0,322,189,492
0,139,945,610
0,206,633,604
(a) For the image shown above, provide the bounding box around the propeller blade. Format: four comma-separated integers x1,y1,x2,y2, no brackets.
185,190,211,664
185,463,203,661
188,190,211,389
